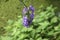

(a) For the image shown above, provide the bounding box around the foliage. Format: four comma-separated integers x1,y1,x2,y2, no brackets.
0,5,60,40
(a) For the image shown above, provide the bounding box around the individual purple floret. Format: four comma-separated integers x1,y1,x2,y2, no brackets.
29,5,34,13
29,13,34,24
23,16,29,27
22,7,28,16
22,5,34,27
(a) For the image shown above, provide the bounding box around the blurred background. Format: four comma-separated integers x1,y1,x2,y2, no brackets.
0,0,60,40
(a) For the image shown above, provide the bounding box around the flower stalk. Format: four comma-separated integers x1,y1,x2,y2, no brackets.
20,0,34,27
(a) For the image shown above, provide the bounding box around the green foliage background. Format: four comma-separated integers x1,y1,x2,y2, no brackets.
0,0,60,40
0,0,60,27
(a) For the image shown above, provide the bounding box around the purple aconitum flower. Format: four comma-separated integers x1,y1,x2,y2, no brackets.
22,5,34,27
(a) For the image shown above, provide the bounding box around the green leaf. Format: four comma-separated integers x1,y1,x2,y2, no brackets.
30,38,34,40
37,37,42,40
19,34,28,40
43,38,48,40
35,34,40,39
47,30,54,35
31,29,36,38
51,16,58,24
1,36,12,40
54,24,60,31
39,21,50,29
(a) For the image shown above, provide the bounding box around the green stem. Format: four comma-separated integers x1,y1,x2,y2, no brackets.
19,0,27,7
